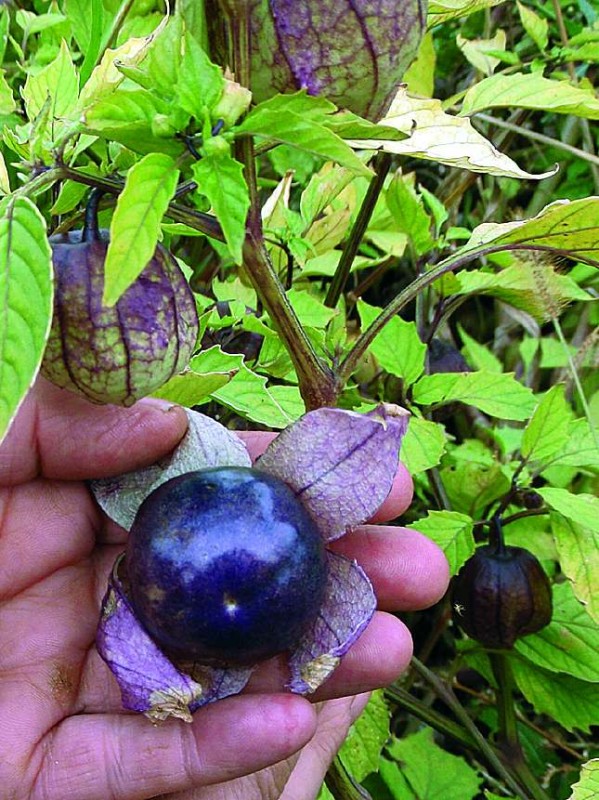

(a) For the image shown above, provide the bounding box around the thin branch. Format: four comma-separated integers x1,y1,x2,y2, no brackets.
324,152,392,308
475,113,599,170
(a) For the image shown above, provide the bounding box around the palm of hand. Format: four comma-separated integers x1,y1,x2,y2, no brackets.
0,381,448,800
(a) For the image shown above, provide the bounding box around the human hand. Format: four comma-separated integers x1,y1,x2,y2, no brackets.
0,380,448,800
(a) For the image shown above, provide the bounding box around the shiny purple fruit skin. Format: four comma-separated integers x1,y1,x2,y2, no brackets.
126,467,328,666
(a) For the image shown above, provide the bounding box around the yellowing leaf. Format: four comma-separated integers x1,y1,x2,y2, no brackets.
517,2,548,52
462,197,599,268
22,39,78,122
346,88,556,180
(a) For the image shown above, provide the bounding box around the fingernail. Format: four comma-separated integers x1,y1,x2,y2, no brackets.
137,396,181,413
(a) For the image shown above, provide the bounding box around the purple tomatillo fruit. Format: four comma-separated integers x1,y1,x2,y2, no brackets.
93,403,409,722
246,0,427,120
42,193,199,407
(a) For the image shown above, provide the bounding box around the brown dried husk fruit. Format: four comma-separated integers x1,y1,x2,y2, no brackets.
451,544,552,649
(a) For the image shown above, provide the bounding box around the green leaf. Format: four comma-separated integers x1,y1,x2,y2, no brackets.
457,325,502,373
316,786,335,800
50,169,101,216
84,88,187,155
175,0,208,48
521,384,571,464
383,728,481,800
15,9,67,35
544,418,599,469
440,460,511,518
461,73,599,119
515,583,599,683
407,510,475,575
552,514,599,626
517,2,548,51
568,759,599,800
412,371,536,420
537,487,599,531
177,31,225,117
211,365,303,429
427,0,505,26
0,197,53,444
385,172,434,256
339,690,390,782
287,289,337,330
358,300,426,387
188,345,243,374
399,416,447,474
191,153,249,264
151,347,239,406
237,108,372,178
103,153,180,305
512,656,599,733
0,68,16,115
151,370,233,405
248,90,337,121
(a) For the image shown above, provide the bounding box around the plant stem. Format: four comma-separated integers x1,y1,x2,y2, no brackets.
552,315,599,450
490,653,551,800
386,684,477,751
337,240,599,385
325,757,372,800
101,0,136,54
224,4,338,410
410,657,529,799
55,166,225,239
12,167,62,199
242,230,339,408
475,113,599,170
551,0,599,192
324,152,392,308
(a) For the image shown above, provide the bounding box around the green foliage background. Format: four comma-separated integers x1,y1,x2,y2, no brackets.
0,0,598,798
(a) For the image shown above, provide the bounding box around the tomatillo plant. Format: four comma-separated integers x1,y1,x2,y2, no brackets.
93,404,409,722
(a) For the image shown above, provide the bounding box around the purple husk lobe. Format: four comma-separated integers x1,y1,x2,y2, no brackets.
97,556,252,722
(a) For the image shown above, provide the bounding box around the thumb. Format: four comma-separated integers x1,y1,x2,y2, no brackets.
0,378,188,485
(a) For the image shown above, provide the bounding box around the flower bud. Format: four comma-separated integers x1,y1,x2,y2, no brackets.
452,544,552,649
42,196,198,406
243,1,427,120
